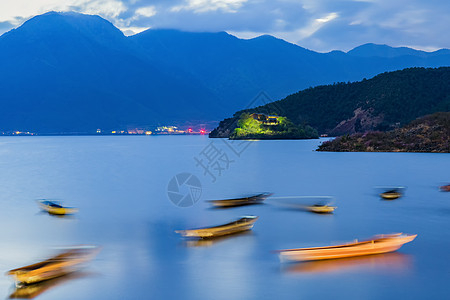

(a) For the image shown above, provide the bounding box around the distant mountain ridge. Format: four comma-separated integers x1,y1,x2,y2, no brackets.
1,11,450,133
347,43,450,58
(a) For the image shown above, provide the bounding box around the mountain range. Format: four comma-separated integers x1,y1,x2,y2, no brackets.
1,11,450,133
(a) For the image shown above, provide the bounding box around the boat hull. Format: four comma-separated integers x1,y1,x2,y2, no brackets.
38,201,78,215
7,247,99,286
279,234,417,262
306,205,337,214
440,185,450,192
208,193,271,208
176,216,258,238
380,192,401,200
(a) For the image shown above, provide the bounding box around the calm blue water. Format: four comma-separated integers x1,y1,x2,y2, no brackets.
0,136,449,299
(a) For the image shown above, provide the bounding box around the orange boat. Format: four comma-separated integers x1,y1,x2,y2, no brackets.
277,233,417,262
439,184,450,192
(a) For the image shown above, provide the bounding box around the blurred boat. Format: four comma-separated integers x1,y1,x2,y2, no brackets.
277,233,417,262
7,246,100,286
305,204,337,214
207,193,271,208
380,190,402,200
376,186,405,200
37,200,78,215
176,216,258,238
272,196,337,214
8,271,90,299
439,184,450,192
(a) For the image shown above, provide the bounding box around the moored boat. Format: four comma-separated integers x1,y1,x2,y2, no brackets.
8,271,89,299
380,191,402,200
7,246,100,286
277,233,417,262
305,204,337,214
376,186,405,200
176,216,259,238
272,196,337,214
439,184,450,192
37,200,78,215
207,193,272,208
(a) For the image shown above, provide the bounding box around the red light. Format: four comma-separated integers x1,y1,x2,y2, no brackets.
200,129,206,134
188,128,193,133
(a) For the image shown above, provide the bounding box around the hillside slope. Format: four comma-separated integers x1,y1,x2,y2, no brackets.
317,112,450,152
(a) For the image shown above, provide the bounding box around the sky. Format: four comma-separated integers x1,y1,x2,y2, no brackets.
0,0,449,52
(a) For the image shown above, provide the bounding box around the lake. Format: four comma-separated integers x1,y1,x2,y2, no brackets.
0,136,449,299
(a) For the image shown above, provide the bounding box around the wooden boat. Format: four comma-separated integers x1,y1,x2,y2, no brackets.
208,193,272,208
380,191,402,200
272,196,337,214
8,271,89,299
38,200,78,215
305,204,337,214
7,246,100,286
176,216,258,238
439,184,450,192
277,233,417,262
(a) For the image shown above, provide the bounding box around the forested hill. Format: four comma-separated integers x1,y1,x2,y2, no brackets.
210,67,450,137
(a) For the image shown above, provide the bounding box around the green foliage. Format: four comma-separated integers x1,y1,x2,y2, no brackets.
230,113,318,140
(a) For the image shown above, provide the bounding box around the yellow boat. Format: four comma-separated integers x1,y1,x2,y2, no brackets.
305,204,337,214
380,191,402,200
208,193,272,208
38,200,78,215
277,233,417,262
176,216,259,238
7,246,100,286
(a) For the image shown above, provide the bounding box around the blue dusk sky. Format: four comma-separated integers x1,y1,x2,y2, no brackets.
0,0,449,52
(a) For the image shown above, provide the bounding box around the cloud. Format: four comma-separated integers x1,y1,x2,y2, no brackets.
75,0,127,18
135,6,157,17
171,0,248,13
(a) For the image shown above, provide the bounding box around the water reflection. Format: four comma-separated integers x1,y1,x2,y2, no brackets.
36,211,77,220
8,272,94,299
183,231,254,247
284,252,412,274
